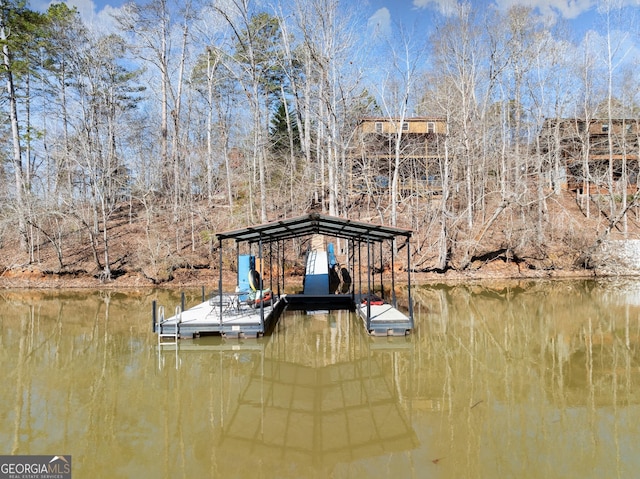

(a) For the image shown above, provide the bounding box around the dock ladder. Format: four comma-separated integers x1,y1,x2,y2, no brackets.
157,305,181,345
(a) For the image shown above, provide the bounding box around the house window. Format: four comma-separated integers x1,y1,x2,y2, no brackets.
402,122,409,131
375,122,383,133
602,123,609,133
427,122,436,134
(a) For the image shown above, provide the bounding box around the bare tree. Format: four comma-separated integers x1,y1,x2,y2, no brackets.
285,0,364,217
600,0,634,224
66,33,142,280
574,31,602,218
117,0,174,205
371,27,426,227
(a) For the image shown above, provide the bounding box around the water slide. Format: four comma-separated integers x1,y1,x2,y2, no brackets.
303,249,330,295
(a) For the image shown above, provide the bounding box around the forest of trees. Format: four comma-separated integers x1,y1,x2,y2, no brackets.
0,0,639,281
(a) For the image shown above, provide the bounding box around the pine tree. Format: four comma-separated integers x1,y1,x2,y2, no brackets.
270,100,300,154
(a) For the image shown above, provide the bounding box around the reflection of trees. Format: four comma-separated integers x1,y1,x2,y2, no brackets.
0,290,162,474
558,312,640,407
3,285,640,477
407,280,640,476
410,280,640,407
11,314,30,454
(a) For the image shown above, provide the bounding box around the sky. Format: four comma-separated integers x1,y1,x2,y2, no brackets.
29,0,640,60
29,0,639,39
363,0,637,40
30,0,128,33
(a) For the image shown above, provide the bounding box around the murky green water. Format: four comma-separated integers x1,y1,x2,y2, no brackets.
2,280,640,478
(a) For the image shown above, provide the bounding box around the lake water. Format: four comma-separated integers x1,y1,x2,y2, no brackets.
2,279,640,478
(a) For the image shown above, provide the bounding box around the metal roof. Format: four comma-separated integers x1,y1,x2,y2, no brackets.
217,213,412,244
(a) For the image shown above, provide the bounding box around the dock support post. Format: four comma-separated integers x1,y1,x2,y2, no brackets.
279,239,285,297
406,238,414,328
202,286,205,303
366,237,372,332
181,292,185,313
379,241,384,301
219,237,224,322
391,239,397,308
269,241,273,293
349,239,355,300
259,236,265,332
152,300,157,333
357,241,362,302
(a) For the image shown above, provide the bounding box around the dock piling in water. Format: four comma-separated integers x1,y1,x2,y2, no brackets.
152,300,157,333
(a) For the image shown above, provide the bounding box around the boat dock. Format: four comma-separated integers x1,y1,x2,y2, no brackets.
156,293,411,339
154,213,415,340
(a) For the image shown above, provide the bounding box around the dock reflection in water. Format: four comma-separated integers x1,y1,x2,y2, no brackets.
2,282,640,478
157,310,418,477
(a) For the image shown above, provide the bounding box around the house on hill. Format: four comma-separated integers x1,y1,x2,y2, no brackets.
347,117,447,198
540,118,640,195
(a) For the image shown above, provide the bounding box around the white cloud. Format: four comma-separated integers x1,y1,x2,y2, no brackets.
494,0,594,19
91,5,122,34
31,0,122,34
61,0,97,19
367,7,392,37
413,0,599,19
412,0,464,16
31,0,94,17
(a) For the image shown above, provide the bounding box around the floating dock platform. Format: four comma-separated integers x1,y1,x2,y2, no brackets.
355,300,412,336
156,293,412,339
156,294,285,339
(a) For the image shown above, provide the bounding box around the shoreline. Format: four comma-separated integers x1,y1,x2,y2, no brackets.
0,263,630,290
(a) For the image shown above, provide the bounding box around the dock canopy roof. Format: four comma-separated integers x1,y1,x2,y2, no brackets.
217,213,412,244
